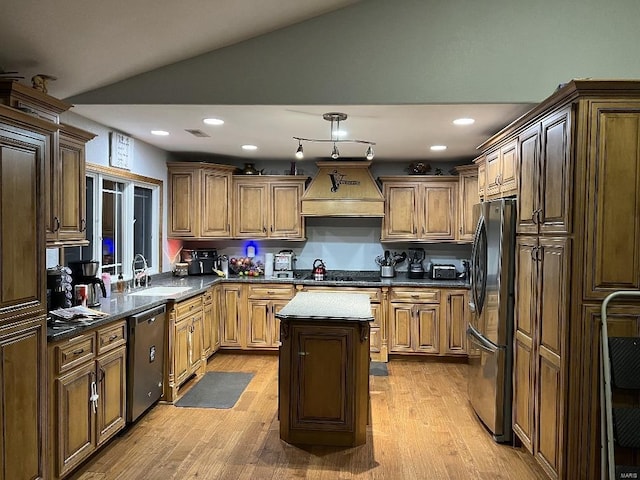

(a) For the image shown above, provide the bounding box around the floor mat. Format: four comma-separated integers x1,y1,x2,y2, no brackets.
370,362,389,376
175,371,254,409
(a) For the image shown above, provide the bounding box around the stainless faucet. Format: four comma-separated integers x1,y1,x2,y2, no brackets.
132,253,149,288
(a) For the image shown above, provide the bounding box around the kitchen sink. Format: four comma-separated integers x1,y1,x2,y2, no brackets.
127,286,192,296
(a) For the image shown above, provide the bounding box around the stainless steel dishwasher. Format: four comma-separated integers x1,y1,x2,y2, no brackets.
127,305,166,423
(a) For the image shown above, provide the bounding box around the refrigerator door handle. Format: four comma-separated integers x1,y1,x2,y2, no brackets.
467,325,498,353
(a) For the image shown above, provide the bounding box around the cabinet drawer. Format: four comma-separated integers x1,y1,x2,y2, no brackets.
54,335,96,374
390,288,440,303
97,321,127,355
302,286,381,302
247,284,294,299
203,289,214,304
175,295,203,319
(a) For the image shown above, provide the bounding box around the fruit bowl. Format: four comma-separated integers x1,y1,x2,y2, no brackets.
229,257,264,277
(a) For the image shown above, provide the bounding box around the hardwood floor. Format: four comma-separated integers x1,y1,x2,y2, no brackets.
69,354,547,480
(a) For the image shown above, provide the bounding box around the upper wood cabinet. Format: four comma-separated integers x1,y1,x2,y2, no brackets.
380,176,458,242
0,80,96,247
167,162,237,239
49,123,96,245
453,165,479,242
233,176,306,240
483,140,517,199
517,108,572,235
476,157,486,200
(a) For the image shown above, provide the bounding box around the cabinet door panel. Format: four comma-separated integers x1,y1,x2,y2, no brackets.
415,305,439,353
422,183,456,239
477,160,486,199
201,172,231,237
539,108,572,235
58,137,85,240
485,150,500,197
247,300,270,347
173,320,190,384
1,318,45,480
444,292,467,354
517,125,540,234
536,353,562,479
458,173,479,241
586,107,640,298
169,171,196,236
57,363,96,476
382,184,419,239
271,300,290,347
221,285,242,347
539,238,570,357
0,128,46,315
190,314,203,370
202,304,213,357
271,183,303,238
234,183,268,238
513,331,534,453
515,237,538,338
389,305,412,352
500,141,518,195
96,347,126,446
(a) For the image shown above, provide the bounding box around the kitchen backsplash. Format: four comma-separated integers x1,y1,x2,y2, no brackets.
190,217,471,273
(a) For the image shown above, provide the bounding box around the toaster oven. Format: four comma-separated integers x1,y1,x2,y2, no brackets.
430,264,459,280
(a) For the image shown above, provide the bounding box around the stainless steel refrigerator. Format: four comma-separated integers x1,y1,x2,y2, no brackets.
467,198,516,443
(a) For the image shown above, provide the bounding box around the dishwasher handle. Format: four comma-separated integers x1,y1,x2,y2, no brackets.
130,305,166,325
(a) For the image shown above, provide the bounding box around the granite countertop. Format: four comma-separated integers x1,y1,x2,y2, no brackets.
47,271,469,342
275,292,374,322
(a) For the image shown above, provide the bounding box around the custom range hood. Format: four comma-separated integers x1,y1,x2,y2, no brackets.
301,161,384,217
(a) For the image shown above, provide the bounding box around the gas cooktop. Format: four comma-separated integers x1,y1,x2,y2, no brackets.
303,274,381,282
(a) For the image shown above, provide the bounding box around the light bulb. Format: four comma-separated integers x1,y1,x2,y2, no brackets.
331,144,340,159
366,145,374,160
295,143,304,159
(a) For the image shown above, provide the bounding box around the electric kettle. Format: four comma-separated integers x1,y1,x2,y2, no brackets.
312,259,327,281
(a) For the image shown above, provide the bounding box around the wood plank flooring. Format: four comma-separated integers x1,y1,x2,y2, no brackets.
69,354,547,480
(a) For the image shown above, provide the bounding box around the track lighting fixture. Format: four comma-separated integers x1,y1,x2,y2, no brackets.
293,112,375,161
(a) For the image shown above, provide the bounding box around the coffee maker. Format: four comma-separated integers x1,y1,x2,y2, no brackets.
47,266,73,310
68,260,107,308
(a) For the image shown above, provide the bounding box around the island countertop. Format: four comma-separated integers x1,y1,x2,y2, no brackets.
275,291,374,322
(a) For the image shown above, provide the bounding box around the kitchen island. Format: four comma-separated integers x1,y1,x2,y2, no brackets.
276,291,373,447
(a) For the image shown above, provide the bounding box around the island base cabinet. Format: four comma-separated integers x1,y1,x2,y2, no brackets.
279,320,370,447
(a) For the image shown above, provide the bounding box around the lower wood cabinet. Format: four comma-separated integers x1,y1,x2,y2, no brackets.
220,283,243,348
389,288,469,356
167,294,205,402
299,285,387,361
246,284,294,349
48,321,127,479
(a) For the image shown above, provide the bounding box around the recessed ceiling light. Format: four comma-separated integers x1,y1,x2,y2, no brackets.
151,130,169,136
242,145,258,151
430,145,447,151
203,118,224,126
453,118,475,126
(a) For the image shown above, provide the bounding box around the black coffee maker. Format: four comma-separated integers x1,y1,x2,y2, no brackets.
47,267,73,310
68,260,107,307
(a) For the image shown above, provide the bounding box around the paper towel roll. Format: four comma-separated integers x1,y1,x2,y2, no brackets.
265,253,274,278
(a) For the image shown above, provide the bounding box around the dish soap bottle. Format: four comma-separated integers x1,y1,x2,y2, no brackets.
116,272,125,293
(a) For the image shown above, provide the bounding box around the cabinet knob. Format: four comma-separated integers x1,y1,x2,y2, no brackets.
53,216,60,232
80,218,87,232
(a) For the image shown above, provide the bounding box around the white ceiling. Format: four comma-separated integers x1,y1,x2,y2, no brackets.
0,0,534,163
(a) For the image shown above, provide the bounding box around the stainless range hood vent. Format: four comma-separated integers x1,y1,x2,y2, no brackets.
301,161,384,217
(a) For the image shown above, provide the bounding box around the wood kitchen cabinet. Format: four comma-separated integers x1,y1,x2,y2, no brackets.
167,162,237,238
167,295,204,402
380,176,458,242
517,108,572,235
0,80,95,246
477,81,640,478
389,288,440,354
476,158,486,200
220,283,244,348
47,123,96,245
483,140,517,199
233,176,306,240
0,103,56,480
388,288,469,356
202,287,214,358
299,285,387,362
48,321,127,479
453,164,479,242
246,284,294,349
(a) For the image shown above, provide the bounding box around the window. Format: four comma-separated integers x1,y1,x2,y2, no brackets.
64,165,162,280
